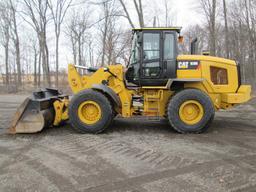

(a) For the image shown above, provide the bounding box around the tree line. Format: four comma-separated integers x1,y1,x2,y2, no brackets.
0,0,255,91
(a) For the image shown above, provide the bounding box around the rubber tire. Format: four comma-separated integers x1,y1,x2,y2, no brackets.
68,89,113,134
167,89,215,133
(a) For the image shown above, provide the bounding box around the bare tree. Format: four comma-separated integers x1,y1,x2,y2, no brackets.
200,0,217,56
88,40,94,66
69,28,77,65
133,0,144,27
9,0,22,86
96,0,126,66
66,10,90,66
244,0,256,80
22,0,51,87
101,1,108,66
27,35,39,86
118,0,144,28
222,0,230,58
48,0,72,87
118,0,135,28
0,2,12,86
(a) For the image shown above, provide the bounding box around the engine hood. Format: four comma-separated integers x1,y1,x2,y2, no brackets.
177,55,236,66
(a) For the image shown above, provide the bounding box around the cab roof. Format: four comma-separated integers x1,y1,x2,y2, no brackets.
132,27,182,33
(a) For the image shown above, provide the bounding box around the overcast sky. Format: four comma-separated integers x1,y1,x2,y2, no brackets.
174,0,201,27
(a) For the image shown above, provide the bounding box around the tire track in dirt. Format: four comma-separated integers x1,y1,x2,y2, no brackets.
94,139,201,171
0,143,80,192
84,154,256,192
31,129,202,178
1,135,128,191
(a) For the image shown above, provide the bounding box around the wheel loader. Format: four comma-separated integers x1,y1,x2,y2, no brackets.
9,27,251,134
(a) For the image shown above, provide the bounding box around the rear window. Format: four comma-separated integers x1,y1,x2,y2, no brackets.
210,67,228,85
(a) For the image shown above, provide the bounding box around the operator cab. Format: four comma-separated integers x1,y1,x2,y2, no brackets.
126,28,181,86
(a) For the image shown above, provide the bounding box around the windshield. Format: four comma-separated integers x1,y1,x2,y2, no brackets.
127,32,141,81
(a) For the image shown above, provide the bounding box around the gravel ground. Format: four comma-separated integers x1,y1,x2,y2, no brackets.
0,94,256,192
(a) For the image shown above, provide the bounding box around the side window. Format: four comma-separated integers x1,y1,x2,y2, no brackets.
164,33,175,60
210,67,228,85
130,34,140,64
142,33,160,78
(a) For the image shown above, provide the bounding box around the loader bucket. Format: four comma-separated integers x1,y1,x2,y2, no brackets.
8,88,67,134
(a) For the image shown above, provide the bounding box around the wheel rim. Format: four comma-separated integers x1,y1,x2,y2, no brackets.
78,101,102,125
179,100,204,125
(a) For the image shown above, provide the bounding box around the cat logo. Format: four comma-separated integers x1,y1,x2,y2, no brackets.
178,61,189,69
178,61,200,70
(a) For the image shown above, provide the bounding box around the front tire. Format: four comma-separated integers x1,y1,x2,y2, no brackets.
68,89,113,133
167,89,215,133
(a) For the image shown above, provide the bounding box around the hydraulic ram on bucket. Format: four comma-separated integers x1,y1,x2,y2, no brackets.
8,88,69,134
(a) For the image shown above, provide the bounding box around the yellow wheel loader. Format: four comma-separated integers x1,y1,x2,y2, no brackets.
9,28,251,134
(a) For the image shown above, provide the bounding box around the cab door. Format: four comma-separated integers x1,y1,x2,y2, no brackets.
163,32,177,79
139,31,177,86
141,31,162,79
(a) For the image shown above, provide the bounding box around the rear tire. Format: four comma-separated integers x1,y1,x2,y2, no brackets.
167,89,215,133
68,89,113,134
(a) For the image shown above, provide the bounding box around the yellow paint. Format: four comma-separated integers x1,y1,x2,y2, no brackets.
68,64,133,117
143,89,172,117
53,98,69,126
221,85,251,104
65,52,251,121
67,64,84,93
142,80,173,90
177,55,237,66
179,100,204,125
177,55,238,93
177,55,251,110
78,101,102,125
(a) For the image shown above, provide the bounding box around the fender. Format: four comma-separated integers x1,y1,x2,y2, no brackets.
92,84,122,109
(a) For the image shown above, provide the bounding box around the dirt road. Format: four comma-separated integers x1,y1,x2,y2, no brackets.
0,94,256,192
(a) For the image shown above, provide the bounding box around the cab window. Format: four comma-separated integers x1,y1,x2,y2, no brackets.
142,33,161,78
164,33,175,60
143,33,160,60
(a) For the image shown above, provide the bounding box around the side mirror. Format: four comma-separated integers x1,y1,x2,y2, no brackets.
178,36,184,44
